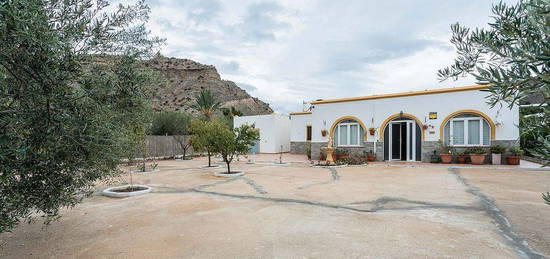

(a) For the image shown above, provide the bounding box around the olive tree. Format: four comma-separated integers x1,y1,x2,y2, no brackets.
0,0,163,232
438,0,550,164
211,124,259,174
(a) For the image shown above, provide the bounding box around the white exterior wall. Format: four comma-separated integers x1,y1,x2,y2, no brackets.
234,114,291,153
292,90,519,143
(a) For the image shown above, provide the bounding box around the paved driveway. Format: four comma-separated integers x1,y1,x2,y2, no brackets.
1,156,549,258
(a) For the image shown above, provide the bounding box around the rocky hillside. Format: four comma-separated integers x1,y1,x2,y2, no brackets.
143,57,273,116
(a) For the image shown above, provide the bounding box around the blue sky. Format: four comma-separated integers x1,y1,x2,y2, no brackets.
117,0,514,113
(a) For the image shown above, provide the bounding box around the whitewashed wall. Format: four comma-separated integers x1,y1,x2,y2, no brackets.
234,114,291,153
291,90,519,143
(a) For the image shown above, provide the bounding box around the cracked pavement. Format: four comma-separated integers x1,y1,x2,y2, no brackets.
1,156,549,258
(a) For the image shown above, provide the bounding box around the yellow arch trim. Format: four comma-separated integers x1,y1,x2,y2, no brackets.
329,116,368,142
439,110,496,141
379,113,425,141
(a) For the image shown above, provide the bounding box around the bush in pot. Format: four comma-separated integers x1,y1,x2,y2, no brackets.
468,147,487,165
365,150,376,162
490,145,505,165
455,150,468,164
437,141,454,163
506,146,524,165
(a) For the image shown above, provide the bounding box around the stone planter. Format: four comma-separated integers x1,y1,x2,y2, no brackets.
214,171,244,177
506,156,520,165
439,154,453,164
470,154,486,165
457,156,467,164
492,153,502,165
102,185,152,198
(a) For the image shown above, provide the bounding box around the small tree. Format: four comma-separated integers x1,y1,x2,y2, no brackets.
188,120,222,167
211,124,259,174
150,111,193,159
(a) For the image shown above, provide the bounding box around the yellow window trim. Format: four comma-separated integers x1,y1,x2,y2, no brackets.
329,116,368,142
379,113,425,141
439,110,496,141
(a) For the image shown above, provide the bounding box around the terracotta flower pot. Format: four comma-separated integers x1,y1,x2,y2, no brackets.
367,156,375,162
369,129,376,136
320,153,326,161
439,154,453,164
470,154,486,165
457,156,467,164
321,130,327,137
506,156,520,165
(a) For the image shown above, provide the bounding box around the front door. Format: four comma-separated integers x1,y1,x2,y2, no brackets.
388,120,416,161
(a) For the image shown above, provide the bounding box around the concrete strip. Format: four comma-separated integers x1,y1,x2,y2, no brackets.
448,168,547,259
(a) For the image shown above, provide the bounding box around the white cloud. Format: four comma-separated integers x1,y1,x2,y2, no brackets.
116,0,516,113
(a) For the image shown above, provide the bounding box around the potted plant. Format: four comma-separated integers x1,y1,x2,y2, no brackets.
366,150,376,162
335,149,349,160
306,145,312,160
456,150,468,164
468,147,487,165
319,150,326,161
506,146,523,165
368,127,376,136
438,141,454,164
490,145,505,165
429,150,440,163
321,129,328,137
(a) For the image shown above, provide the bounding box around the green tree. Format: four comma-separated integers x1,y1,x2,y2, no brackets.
188,120,223,167
150,111,193,159
211,124,259,174
222,106,243,128
192,89,221,120
438,0,550,164
0,0,162,232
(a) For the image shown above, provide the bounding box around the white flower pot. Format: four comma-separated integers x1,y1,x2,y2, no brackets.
492,153,502,165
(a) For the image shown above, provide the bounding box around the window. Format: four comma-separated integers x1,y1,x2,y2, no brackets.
444,114,490,146
306,126,312,141
334,120,361,146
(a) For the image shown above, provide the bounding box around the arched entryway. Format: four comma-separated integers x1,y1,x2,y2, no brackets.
380,115,423,161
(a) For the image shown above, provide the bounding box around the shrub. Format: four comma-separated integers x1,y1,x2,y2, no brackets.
467,147,487,155
509,146,524,157
490,145,506,154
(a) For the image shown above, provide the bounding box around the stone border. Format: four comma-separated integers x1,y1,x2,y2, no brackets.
199,165,222,169
214,171,244,177
102,185,152,198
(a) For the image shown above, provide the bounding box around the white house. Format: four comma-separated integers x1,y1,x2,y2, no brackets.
234,113,291,153
289,85,519,162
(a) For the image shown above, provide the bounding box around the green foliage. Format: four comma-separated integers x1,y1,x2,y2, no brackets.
438,0,550,163
188,119,224,167
543,192,550,205
192,89,220,120
150,111,192,135
0,0,162,232
508,146,525,157
210,124,259,174
467,147,487,155
437,141,454,154
490,145,506,154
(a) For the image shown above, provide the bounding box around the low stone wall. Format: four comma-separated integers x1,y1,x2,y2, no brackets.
290,141,310,154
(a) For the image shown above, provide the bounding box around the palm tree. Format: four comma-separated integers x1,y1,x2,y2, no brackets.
192,89,220,120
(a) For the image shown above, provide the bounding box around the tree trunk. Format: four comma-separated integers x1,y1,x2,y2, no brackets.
207,150,211,167
226,160,231,174
182,146,187,160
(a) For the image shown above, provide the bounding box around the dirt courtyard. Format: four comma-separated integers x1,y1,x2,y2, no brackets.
1,155,549,258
